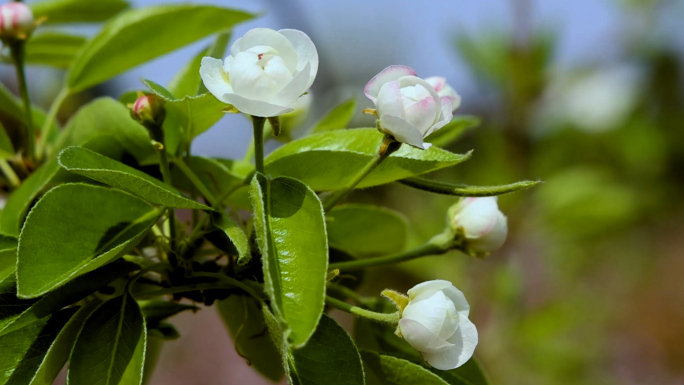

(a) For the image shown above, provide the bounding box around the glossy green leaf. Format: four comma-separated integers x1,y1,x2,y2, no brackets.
67,4,253,92
0,308,77,385
361,351,448,385
217,295,284,382
0,121,14,158
1,260,138,336
265,129,471,191
250,173,328,347
311,98,356,133
31,0,129,24
53,97,156,164
426,116,480,148
290,314,365,385
0,249,16,280
17,184,161,298
171,156,248,200
327,204,408,256
68,293,146,385
22,32,86,69
0,159,60,236
26,301,101,385
58,147,211,210
210,213,250,265
399,177,541,197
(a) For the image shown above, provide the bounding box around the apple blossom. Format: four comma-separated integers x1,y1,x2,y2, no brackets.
448,197,508,253
425,76,461,111
0,2,35,40
200,28,318,117
364,66,457,150
398,280,478,370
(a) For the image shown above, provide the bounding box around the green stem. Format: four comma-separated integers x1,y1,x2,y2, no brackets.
327,282,371,307
325,296,399,325
323,135,400,212
252,116,266,174
133,275,265,302
328,231,455,271
0,159,20,187
35,88,69,161
152,131,177,253
172,157,219,207
8,41,34,160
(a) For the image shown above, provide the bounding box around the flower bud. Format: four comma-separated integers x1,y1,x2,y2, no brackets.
129,93,165,126
425,77,461,111
0,2,35,40
397,280,478,370
448,197,508,254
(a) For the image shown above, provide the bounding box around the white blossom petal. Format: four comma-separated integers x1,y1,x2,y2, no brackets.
230,28,298,72
399,318,454,354
272,62,311,107
199,57,233,104
402,291,449,334
407,280,453,301
422,316,478,370
379,114,427,149
229,51,279,101
223,93,293,117
279,28,318,89
376,81,405,119
364,65,417,103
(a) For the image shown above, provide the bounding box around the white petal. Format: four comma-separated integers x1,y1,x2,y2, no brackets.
402,88,439,135
279,29,318,89
364,65,417,103
231,28,298,72
441,285,470,317
229,51,279,101
376,81,405,118
379,114,427,149
402,291,449,334
223,93,293,117
407,280,453,301
425,76,447,92
399,318,454,354
425,97,454,137
397,76,441,128
468,211,508,252
199,57,233,104
422,316,478,370
453,197,501,239
263,56,294,93
272,61,311,107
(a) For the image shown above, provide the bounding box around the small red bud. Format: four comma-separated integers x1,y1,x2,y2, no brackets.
0,2,35,40
130,93,165,126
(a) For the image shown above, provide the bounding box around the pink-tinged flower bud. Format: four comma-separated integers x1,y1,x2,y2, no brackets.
398,280,478,370
0,2,35,40
425,77,461,111
364,66,457,150
448,197,508,254
129,93,165,126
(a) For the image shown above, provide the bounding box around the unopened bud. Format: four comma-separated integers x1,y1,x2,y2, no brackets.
129,93,165,126
0,3,35,40
448,197,507,254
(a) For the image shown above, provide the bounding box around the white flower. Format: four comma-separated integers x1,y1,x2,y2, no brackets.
200,28,318,117
449,197,508,253
399,280,478,370
364,66,457,150
425,77,461,111
0,2,35,40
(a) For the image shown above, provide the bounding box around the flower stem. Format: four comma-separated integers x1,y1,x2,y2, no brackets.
328,231,456,271
172,157,219,207
323,135,400,212
35,88,69,161
0,159,20,187
325,296,399,325
8,40,34,161
252,116,266,174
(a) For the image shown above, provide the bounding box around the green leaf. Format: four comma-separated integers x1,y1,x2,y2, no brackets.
31,0,129,24
0,275,36,332
360,351,449,385
0,159,61,236
1,260,139,336
53,97,156,164
0,308,77,385
17,183,161,298
141,301,198,326
209,213,250,265
217,295,284,382
68,293,146,385
58,146,212,210
250,173,328,347
327,204,408,256
399,177,541,197
262,304,292,382
265,129,471,191
0,82,51,138
67,4,253,92
290,314,365,385
171,156,248,200
23,32,86,69
26,300,102,385
426,116,480,148
0,249,16,281
0,121,15,159
311,98,356,133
